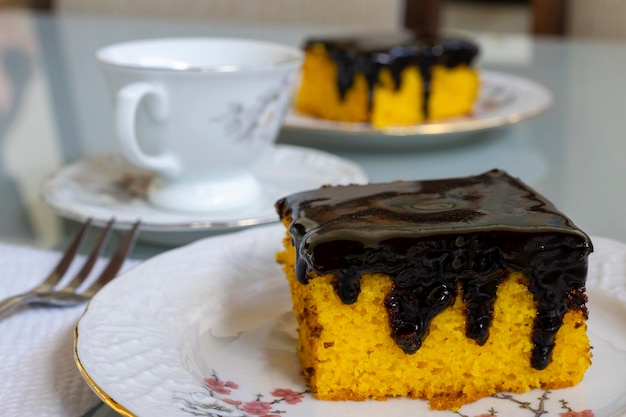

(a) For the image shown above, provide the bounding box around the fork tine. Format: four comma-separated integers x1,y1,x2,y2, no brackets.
81,220,141,298
37,218,93,292
61,218,115,293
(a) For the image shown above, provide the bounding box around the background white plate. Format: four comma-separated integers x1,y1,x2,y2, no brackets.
76,226,626,417
280,71,552,150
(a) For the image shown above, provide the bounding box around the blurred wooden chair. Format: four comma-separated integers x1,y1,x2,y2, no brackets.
0,0,532,38
15,0,626,40
405,0,568,38
0,0,51,9
532,0,567,36
404,0,443,35
409,0,626,40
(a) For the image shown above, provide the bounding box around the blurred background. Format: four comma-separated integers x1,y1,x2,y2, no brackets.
2,0,626,249
1,0,626,40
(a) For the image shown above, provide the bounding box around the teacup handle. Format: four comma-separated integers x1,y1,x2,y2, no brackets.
116,82,180,177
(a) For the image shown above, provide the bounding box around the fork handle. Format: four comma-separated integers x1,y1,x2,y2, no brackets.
0,293,38,319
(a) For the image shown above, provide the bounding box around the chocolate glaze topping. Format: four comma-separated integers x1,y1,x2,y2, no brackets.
305,34,479,117
276,170,592,370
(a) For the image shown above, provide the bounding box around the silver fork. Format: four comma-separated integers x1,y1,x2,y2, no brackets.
0,218,141,319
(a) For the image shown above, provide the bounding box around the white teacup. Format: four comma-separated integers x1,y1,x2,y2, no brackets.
96,37,302,213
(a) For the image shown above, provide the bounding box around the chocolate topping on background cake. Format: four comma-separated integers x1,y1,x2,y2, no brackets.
276,169,593,370
304,34,479,116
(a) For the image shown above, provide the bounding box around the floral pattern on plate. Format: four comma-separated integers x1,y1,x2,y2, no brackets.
173,369,309,417
173,370,596,417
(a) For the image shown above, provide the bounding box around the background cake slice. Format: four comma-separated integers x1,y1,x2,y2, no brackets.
275,169,593,410
295,34,480,127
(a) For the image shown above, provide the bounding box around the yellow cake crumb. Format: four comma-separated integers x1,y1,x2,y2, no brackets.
276,227,592,410
295,46,369,123
294,38,480,128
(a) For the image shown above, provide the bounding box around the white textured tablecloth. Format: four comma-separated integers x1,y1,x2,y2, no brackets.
0,241,139,417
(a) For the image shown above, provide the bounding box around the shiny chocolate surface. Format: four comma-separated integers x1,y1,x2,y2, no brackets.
305,34,479,116
276,169,592,370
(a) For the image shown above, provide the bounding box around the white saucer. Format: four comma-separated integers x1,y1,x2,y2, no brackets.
281,70,552,150
40,145,368,245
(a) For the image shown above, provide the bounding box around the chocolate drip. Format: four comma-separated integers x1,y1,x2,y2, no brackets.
457,236,506,345
383,239,457,353
523,236,591,369
306,35,479,117
276,170,593,370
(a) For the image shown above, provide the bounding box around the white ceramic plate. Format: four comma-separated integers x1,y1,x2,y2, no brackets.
40,145,368,244
76,225,626,417
281,70,552,150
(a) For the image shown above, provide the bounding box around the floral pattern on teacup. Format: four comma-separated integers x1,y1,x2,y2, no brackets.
211,75,294,145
